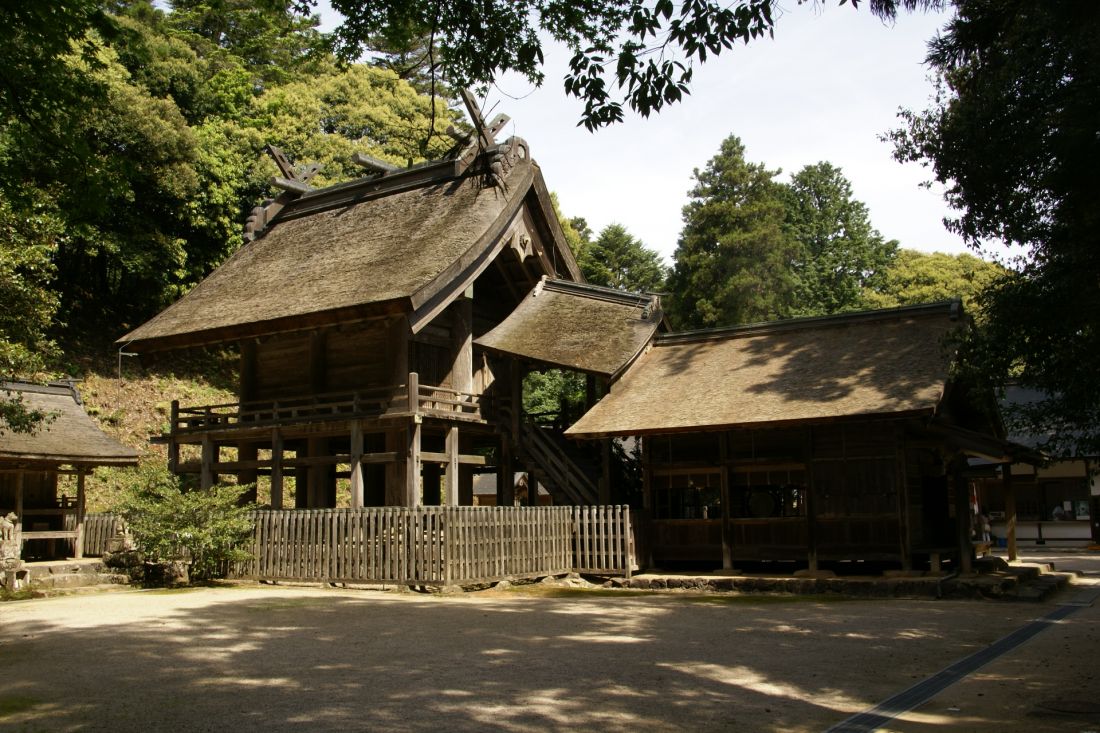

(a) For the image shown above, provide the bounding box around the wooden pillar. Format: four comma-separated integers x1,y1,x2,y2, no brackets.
365,433,386,506
1003,463,1017,562
895,423,912,571
168,400,180,474
349,421,364,509
74,471,86,559
599,439,612,504
952,459,973,574
237,442,258,503
445,426,460,505
641,436,654,569
406,421,422,507
497,438,515,506
293,451,307,509
240,339,258,403
805,428,818,572
14,472,23,557
200,434,216,490
270,430,284,509
719,433,733,571
307,437,335,508
450,292,473,394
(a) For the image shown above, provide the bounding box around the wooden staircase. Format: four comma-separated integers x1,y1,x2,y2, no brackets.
499,406,599,505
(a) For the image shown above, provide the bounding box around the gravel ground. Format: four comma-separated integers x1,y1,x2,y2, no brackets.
1,551,1096,733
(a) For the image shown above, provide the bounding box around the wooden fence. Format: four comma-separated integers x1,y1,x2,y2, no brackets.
238,505,634,586
82,513,125,557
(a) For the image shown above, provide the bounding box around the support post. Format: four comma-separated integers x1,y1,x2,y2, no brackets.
406,421,422,507
445,426,460,505
74,471,86,559
15,472,23,557
805,427,818,572
168,400,180,474
497,438,514,506
350,421,364,509
270,429,284,509
1003,463,1017,562
720,433,733,571
895,424,912,571
200,435,216,490
237,442,258,504
953,458,973,574
599,439,612,505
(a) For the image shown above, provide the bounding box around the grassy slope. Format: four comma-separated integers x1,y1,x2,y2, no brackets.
61,343,237,512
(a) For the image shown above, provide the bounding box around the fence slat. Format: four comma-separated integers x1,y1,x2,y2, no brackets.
232,505,633,586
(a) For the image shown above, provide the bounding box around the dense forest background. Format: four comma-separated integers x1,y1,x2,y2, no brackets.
1,1,1010,481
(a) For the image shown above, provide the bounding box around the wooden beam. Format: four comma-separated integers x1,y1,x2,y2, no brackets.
270,429,284,509
265,144,296,178
351,152,398,173
73,471,86,559
350,421,364,509
460,88,492,148
406,422,421,507
1003,463,1017,562
445,426,459,506
270,176,314,195
200,434,215,490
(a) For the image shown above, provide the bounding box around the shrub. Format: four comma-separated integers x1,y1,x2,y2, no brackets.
117,464,255,582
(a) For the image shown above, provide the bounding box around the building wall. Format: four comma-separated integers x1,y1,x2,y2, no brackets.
644,420,950,567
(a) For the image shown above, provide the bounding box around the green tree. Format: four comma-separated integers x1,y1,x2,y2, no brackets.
580,224,666,292
863,249,1004,316
117,463,255,582
165,0,328,89
668,135,798,329
890,1,1100,456
784,162,897,316
313,0,940,129
0,194,63,434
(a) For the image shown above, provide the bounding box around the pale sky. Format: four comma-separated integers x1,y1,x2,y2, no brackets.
320,4,976,264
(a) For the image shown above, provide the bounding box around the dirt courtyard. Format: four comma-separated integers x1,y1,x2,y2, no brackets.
1,570,1097,732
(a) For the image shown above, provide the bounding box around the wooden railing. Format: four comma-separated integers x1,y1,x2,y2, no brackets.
237,505,633,586
516,417,599,505
172,373,486,435
82,513,125,557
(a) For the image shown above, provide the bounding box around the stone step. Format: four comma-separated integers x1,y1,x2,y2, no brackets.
29,572,130,591
1011,572,1074,602
25,560,109,581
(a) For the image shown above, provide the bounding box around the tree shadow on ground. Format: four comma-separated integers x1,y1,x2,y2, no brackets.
0,587,1038,733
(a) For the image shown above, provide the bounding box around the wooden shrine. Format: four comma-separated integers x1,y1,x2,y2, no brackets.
0,381,138,561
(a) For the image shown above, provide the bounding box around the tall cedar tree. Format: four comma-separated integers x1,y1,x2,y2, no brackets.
668,135,799,329
581,224,666,292
891,1,1100,456
784,162,897,316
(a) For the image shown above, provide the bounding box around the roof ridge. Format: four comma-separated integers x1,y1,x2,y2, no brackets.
0,380,76,398
657,300,962,346
542,278,657,308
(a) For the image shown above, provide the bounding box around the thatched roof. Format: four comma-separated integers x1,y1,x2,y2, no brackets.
566,302,965,439
474,279,663,376
121,147,578,350
0,382,139,467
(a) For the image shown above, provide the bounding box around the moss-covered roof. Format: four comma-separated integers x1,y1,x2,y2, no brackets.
566,302,964,438
121,150,571,350
474,280,662,376
0,382,139,467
